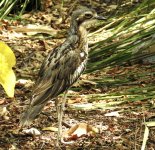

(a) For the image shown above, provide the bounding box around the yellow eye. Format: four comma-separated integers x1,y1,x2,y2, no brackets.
84,13,93,19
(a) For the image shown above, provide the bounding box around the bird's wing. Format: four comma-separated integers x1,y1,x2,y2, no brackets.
30,36,85,106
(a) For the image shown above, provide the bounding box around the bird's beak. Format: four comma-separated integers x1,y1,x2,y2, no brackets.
95,15,107,20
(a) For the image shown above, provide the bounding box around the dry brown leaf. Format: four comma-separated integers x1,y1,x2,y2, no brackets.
42,126,58,132
67,97,82,104
12,24,57,36
0,106,9,117
64,123,99,140
0,99,5,105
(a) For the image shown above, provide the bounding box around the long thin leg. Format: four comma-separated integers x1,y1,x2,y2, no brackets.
56,90,68,146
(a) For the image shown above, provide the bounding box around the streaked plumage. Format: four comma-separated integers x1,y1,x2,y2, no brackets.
20,7,106,143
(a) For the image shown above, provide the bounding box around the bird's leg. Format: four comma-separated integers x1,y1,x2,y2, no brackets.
61,90,68,112
56,103,62,146
56,90,68,146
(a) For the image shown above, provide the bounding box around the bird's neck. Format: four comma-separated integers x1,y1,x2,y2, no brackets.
68,19,79,35
68,20,88,48
69,20,87,35
79,25,88,47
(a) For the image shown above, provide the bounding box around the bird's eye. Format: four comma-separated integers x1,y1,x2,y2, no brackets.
84,13,93,19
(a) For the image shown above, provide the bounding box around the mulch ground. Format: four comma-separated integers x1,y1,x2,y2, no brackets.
1,2,155,149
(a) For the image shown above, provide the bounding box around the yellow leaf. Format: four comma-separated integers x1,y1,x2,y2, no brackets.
42,127,58,132
0,41,16,97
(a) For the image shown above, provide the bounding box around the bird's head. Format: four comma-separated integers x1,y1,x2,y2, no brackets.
69,7,106,35
71,7,106,26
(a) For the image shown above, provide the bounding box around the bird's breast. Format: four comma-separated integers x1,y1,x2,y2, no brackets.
69,54,88,85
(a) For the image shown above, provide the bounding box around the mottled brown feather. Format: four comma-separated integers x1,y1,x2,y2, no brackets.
20,8,96,126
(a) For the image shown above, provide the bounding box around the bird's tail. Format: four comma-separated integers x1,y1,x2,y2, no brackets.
20,103,46,127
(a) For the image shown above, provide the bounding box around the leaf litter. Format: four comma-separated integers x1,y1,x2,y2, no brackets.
0,1,155,149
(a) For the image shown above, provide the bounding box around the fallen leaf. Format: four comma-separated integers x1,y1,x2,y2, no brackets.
23,128,41,136
68,97,82,104
0,106,9,120
42,127,58,132
64,123,99,141
12,24,57,36
0,41,16,97
69,103,94,110
109,5,117,9
104,111,120,117
0,106,8,116
16,79,34,87
0,99,5,105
